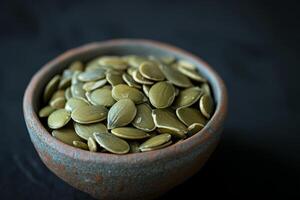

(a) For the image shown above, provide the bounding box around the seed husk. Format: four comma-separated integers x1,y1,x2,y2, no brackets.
159,64,192,88
177,67,207,82
199,94,214,119
52,128,82,145
74,122,108,140
48,109,71,129
93,132,129,154
82,79,107,92
122,73,141,89
106,72,125,86
50,97,66,109
71,83,86,99
39,106,56,118
149,81,175,108
176,107,207,126
152,109,187,138
65,97,89,112
43,75,60,103
71,105,108,124
132,70,154,85
173,87,203,108
139,61,165,81
87,137,98,152
139,133,171,149
111,127,150,140
78,69,106,82
187,123,205,137
72,140,89,150
89,87,116,107
132,103,155,132
112,84,147,104
69,61,84,71
107,98,137,129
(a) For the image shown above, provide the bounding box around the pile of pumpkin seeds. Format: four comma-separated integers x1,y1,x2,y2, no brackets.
39,55,215,154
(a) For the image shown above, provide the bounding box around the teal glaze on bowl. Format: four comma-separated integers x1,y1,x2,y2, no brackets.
23,39,228,200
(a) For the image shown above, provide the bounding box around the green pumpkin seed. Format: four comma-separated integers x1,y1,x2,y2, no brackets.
176,107,207,126
140,140,172,152
149,81,175,108
71,83,86,99
126,55,148,68
50,97,66,109
50,90,65,101
159,64,192,88
177,60,196,70
82,79,107,92
187,123,205,137
48,109,71,129
73,140,89,150
93,132,129,154
106,72,125,86
107,98,136,129
132,103,155,132
122,73,141,89
127,67,135,76
52,128,82,145
69,61,84,71
87,137,98,152
132,70,154,85
177,67,207,82
112,84,147,104
39,106,56,118
74,122,108,140
199,94,214,119
173,87,203,108
201,83,211,96
139,61,165,81
89,87,116,107
71,71,82,85
78,69,106,82
139,133,171,150
58,77,72,89
65,97,89,112
43,75,60,102
71,105,108,124
111,127,150,139
65,87,72,100
129,141,140,153
160,56,176,65
98,56,128,70
152,109,187,138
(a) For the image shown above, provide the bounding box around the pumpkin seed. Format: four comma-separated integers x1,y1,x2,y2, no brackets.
177,60,196,70
142,85,151,97
50,90,65,102
48,109,71,129
72,140,89,150
152,109,187,138
89,87,116,107
111,127,150,139
69,61,84,71
87,137,98,152
132,103,155,132
65,87,72,100
127,67,135,76
122,73,141,89
50,97,66,109
74,122,108,140
65,97,89,112
71,83,86,99
129,141,140,153
149,81,175,108
139,61,165,81
132,70,154,85
107,98,136,129
39,106,56,118
112,84,147,104
82,79,107,92
43,75,60,102
58,77,72,89
159,64,192,88
71,71,81,84
173,87,203,108
93,132,130,154
178,67,207,82
160,56,176,65
106,72,125,86
52,128,82,145
78,69,106,82
140,140,172,152
199,94,214,119
126,55,148,68
201,83,211,96
139,133,171,149
71,105,108,124
176,107,207,126
187,123,205,137
98,56,128,70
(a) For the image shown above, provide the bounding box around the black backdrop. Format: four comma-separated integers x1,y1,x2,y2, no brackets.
1,0,299,199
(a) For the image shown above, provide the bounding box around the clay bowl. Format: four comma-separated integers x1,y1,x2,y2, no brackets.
23,39,227,200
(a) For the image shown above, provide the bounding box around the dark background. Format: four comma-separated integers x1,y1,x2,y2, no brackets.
1,0,299,199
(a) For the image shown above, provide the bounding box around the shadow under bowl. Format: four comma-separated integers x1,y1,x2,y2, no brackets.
23,39,228,200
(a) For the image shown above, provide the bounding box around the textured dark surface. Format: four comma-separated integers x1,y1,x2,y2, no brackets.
1,0,299,199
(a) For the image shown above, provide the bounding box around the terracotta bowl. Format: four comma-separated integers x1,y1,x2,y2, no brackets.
23,39,227,200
